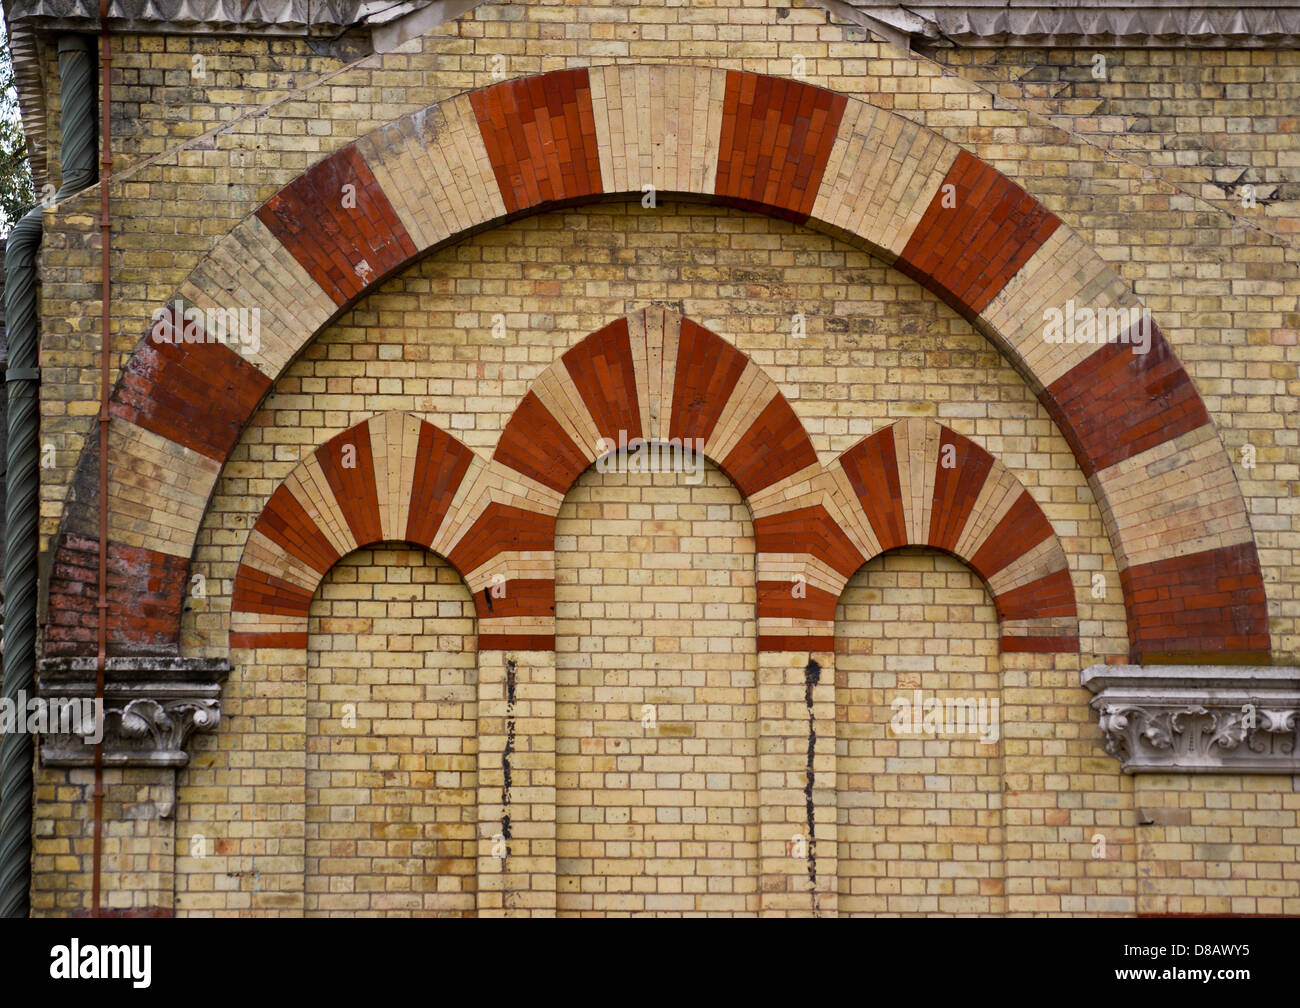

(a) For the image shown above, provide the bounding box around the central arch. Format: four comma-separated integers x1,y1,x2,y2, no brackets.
48,65,1268,665
553,454,761,916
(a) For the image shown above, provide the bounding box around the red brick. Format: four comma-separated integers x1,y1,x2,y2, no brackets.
447,503,554,577
563,315,643,444
757,580,839,622
721,396,819,498
230,631,308,650
715,71,847,223
1001,634,1079,654
897,149,1059,318
479,634,556,651
494,391,590,493
45,537,189,656
255,484,340,576
1119,542,1270,663
994,567,1076,622
406,422,476,548
256,145,417,306
475,578,555,621
469,69,603,215
969,491,1054,580
754,505,865,579
758,634,835,652
838,427,907,552
1041,320,1210,478
668,318,748,444
110,319,271,462
316,422,383,548
928,427,994,551
231,564,314,618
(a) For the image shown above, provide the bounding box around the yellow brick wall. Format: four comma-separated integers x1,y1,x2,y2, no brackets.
836,549,1003,916
555,462,759,916
32,767,175,916
1133,776,1300,916
25,0,1300,916
305,547,477,916
95,198,1293,916
33,7,1300,673
181,202,1126,665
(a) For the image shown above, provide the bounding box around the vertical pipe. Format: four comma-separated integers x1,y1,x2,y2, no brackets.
0,208,43,919
0,34,98,919
92,5,111,919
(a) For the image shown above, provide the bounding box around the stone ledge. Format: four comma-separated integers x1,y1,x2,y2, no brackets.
1082,664,1300,774
36,657,230,769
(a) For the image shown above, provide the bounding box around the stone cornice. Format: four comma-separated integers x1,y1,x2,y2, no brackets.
846,2,1300,48
1082,664,1300,774
36,657,229,768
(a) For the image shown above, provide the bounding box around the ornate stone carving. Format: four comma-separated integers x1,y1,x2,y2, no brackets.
1083,665,1300,774
36,657,229,768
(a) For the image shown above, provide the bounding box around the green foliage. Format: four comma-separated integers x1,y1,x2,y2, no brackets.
0,22,36,236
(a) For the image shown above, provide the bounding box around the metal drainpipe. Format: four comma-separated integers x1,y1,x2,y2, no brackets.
0,34,98,919
92,3,111,919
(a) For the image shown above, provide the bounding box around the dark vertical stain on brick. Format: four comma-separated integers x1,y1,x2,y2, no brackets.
803,656,821,913
475,579,555,626
500,657,518,907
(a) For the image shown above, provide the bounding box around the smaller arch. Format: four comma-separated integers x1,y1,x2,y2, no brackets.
817,419,1080,654
229,413,555,651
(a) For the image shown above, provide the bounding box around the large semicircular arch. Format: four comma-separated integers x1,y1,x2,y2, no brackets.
47,66,1268,665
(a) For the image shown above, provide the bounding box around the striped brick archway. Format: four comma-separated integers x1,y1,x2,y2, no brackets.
827,419,1079,654
491,306,832,652
229,412,558,651
48,66,1269,664
227,321,1078,657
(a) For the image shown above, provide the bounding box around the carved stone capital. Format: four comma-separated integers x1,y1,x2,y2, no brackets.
1082,665,1300,774
36,657,230,768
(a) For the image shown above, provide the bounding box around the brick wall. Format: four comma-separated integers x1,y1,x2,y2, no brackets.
26,0,1300,915
305,547,477,916
555,462,759,915
836,550,1004,915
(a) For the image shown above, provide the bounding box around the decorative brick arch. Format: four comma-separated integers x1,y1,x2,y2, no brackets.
822,419,1080,654
229,413,555,651
48,65,1269,664
487,306,839,652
